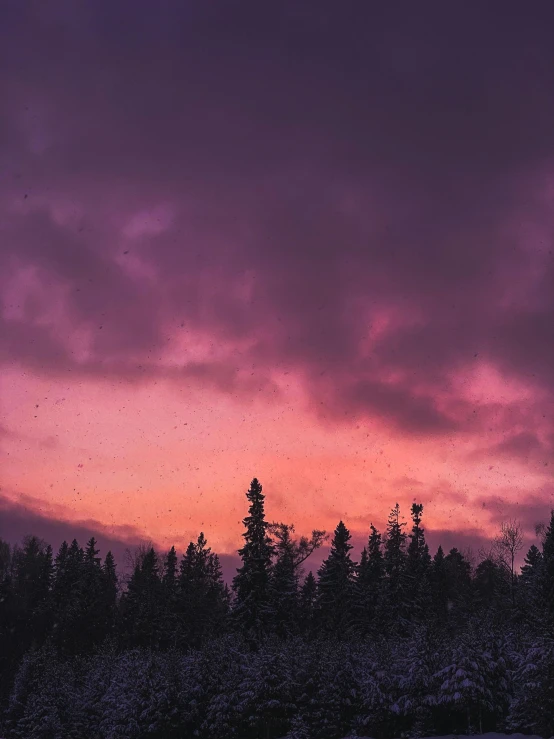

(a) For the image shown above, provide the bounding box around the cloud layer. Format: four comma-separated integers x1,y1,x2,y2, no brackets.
1,1,554,553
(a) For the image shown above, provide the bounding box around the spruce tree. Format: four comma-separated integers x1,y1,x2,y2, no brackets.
367,524,385,585
269,524,300,637
356,524,385,634
232,478,275,640
384,504,407,628
430,545,449,624
518,544,543,626
316,520,356,635
158,545,179,648
11,537,53,653
541,509,554,625
53,539,86,653
120,546,163,648
205,551,231,633
299,571,317,635
102,550,118,637
163,545,178,592
78,537,107,651
444,548,472,626
473,557,511,621
405,503,432,623
178,533,229,646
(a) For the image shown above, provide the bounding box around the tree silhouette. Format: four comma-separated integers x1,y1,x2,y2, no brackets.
232,478,275,641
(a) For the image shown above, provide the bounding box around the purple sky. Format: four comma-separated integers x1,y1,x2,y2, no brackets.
1,1,554,568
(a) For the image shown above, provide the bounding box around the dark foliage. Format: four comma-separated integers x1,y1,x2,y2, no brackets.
0,478,552,738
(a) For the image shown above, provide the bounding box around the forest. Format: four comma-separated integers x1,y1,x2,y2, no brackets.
0,478,553,739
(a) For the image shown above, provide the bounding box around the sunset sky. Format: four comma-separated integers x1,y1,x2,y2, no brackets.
2,1,554,575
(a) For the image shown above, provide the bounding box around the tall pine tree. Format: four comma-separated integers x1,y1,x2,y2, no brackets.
405,503,432,623
232,478,275,641
384,503,407,629
316,521,356,635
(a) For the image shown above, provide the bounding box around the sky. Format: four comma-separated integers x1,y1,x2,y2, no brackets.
2,1,554,573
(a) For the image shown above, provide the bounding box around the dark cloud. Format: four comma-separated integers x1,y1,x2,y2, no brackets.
468,430,554,471
0,491,242,582
2,0,554,440
494,432,551,460
476,492,554,536
0,491,144,565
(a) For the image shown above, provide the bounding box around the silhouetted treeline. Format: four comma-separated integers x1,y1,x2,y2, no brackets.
1,478,554,738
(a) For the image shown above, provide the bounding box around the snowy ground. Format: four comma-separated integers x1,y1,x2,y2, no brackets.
340,735,548,739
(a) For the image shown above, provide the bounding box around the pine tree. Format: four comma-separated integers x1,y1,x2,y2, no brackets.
541,509,554,625
434,635,493,733
507,635,554,736
232,478,275,641
159,545,179,649
102,550,118,638
316,520,357,635
53,539,86,653
405,504,432,624
299,571,317,636
10,536,53,654
6,641,74,739
443,548,472,626
518,544,543,625
268,524,300,637
163,545,178,592
120,546,163,649
356,524,385,634
430,545,448,625
77,537,107,652
178,533,229,647
205,551,231,634
384,504,408,629
394,625,442,736
473,557,511,620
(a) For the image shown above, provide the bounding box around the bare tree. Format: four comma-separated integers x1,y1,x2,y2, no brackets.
122,540,155,585
268,522,328,574
494,519,524,604
535,521,547,544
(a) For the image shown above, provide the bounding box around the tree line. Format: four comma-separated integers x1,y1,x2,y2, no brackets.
1,477,553,738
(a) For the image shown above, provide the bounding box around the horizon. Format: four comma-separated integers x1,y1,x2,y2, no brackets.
0,482,544,583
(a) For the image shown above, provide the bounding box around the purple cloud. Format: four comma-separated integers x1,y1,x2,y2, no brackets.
1,0,554,444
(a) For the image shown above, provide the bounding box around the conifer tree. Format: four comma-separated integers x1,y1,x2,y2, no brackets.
367,524,385,585
232,478,275,640
405,503,432,623
77,537,107,651
120,546,163,648
52,539,86,653
163,545,178,592
11,537,53,653
316,520,356,635
268,524,301,637
430,545,449,624
473,557,511,620
102,550,118,636
356,524,385,633
299,571,317,635
178,533,229,646
507,635,554,736
518,544,543,625
541,509,554,625
444,547,472,626
206,551,231,632
158,545,179,648
384,504,408,627
0,537,10,581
